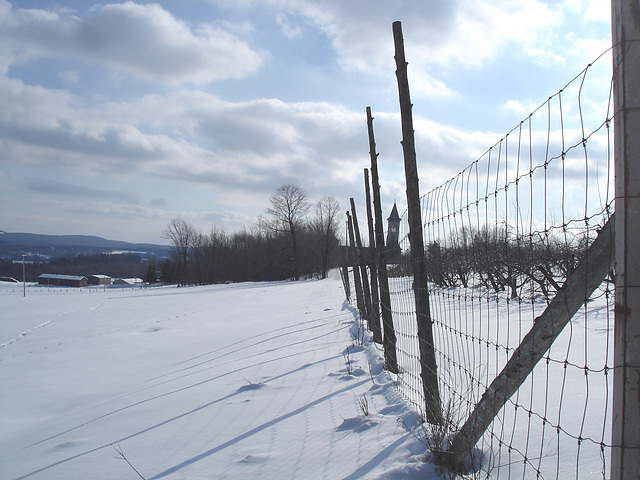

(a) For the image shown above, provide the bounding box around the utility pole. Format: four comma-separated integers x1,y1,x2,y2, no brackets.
22,254,26,297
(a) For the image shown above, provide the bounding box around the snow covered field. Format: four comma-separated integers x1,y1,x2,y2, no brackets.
0,276,437,480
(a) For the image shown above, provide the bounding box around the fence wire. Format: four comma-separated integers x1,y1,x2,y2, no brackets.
384,49,615,479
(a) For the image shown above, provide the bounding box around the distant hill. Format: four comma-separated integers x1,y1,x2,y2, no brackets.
0,231,171,261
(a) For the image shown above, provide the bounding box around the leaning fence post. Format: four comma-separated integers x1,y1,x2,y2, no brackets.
350,198,373,327
346,211,366,321
367,106,399,372
611,0,640,477
440,215,615,471
340,260,351,303
364,169,383,344
393,20,443,425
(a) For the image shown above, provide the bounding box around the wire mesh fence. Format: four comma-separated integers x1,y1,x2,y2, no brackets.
347,46,616,478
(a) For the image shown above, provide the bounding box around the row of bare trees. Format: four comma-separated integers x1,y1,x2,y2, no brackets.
390,224,594,300
161,185,342,286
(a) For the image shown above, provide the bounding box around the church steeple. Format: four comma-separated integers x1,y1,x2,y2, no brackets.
386,202,401,253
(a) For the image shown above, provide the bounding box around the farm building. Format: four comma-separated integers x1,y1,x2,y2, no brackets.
38,274,88,287
87,275,112,285
112,278,143,286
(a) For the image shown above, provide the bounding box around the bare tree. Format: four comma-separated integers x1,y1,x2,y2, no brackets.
265,184,311,280
189,231,206,284
162,218,196,286
311,195,341,278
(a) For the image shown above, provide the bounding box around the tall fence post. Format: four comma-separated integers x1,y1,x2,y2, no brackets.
611,0,640,477
393,20,443,425
367,106,399,373
364,169,383,343
346,212,365,319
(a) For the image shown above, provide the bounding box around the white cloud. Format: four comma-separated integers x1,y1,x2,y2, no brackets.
0,1,266,85
565,0,611,23
501,99,540,118
58,70,79,84
223,1,561,67
210,0,572,100
0,72,365,194
275,12,302,39
409,66,457,99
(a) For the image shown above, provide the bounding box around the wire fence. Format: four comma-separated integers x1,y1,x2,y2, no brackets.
346,46,616,478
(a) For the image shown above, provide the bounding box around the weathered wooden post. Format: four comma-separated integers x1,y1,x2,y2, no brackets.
364,169,383,343
346,211,366,321
350,198,373,326
393,20,443,425
340,258,351,303
367,106,399,372
611,0,640,477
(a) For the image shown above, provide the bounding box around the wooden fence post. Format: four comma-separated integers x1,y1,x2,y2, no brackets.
393,20,443,425
611,0,640,477
340,261,351,303
367,106,399,373
350,198,373,327
346,212,365,320
364,169,383,343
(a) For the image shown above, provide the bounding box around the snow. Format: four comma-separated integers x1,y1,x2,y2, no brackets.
389,276,614,479
0,276,438,480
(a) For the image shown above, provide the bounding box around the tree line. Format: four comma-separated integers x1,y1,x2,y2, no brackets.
162,184,342,286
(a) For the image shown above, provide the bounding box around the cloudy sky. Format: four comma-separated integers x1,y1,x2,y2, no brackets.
0,0,611,244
